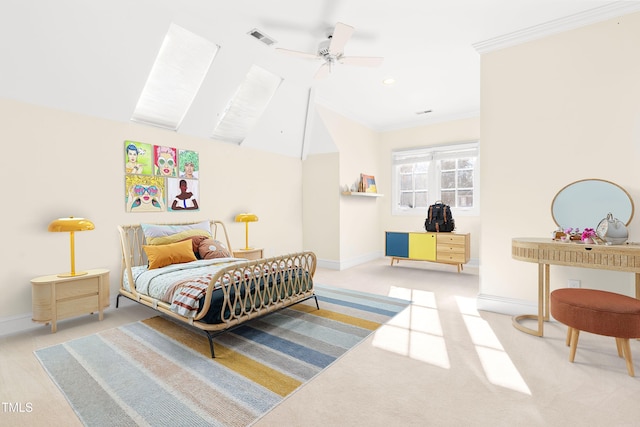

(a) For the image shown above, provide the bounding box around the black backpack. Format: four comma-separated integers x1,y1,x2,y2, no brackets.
425,201,455,232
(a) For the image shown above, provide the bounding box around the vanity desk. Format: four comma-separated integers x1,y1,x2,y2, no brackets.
513,178,637,337
512,238,640,336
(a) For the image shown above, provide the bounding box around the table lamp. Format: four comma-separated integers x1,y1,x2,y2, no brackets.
235,213,258,250
48,216,95,277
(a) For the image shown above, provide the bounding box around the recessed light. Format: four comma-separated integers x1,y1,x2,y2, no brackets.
382,78,395,85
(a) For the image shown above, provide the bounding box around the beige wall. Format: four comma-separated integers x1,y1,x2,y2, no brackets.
312,105,383,269
1,99,304,325
479,12,640,314
302,152,340,261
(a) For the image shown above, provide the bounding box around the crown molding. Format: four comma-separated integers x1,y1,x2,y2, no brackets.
473,1,640,54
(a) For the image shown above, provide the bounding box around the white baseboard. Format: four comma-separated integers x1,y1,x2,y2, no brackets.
476,293,538,317
0,296,132,337
318,255,480,272
0,312,37,337
317,251,384,271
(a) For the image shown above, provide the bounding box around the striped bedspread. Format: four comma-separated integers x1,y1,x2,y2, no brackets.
129,258,296,318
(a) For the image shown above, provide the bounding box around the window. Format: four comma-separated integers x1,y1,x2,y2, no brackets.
132,24,220,131
392,142,479,216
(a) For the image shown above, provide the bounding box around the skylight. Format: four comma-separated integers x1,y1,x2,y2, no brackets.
131,23,219,131
212,65,282,144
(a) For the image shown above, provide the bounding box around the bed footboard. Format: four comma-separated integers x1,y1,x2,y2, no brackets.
117,220,318,357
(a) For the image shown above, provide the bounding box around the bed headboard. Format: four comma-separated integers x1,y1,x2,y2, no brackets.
117,220,233,291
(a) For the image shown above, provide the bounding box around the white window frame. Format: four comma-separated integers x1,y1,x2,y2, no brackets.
391,141,480,217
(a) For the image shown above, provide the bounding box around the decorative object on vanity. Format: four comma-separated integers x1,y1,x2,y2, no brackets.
234,213,258,250
554,227,598,243
551,178,634,232
425,201,455,232
596,213,629,245
48,216,95,277
581,227,597,244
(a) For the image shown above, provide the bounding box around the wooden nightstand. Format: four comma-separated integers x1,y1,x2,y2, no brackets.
31,268,110,333
233,248,264,260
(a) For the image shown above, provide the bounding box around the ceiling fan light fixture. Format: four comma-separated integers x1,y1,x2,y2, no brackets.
276,21,382,80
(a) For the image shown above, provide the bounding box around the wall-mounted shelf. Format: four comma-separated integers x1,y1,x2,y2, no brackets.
342,191,383,198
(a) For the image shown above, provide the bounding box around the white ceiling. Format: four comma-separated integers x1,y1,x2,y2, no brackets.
2,1,639,157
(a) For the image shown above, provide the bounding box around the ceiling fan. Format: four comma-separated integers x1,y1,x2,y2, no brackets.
276,22,383,79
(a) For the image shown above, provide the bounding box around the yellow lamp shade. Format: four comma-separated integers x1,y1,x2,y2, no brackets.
48,217,94,277
234,213,258,223
235,213,258,250
48,217,95,232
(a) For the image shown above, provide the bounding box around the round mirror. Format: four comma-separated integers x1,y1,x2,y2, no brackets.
551,179,634,230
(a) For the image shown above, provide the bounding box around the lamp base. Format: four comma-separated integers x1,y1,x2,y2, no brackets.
57,271,89,278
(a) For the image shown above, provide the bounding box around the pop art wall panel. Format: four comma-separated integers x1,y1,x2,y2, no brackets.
124,140,200,212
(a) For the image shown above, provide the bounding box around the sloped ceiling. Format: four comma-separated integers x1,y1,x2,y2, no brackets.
2,0,638,158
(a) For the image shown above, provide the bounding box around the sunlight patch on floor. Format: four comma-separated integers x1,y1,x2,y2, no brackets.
456,296,531,395
372,287,450,368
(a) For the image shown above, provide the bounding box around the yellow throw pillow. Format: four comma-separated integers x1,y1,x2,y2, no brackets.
143,239,197,270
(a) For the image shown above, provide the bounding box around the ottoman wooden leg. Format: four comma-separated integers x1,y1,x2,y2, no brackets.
569,328,580,362
566,328,572,346
615,337,623,357
618,338,635,377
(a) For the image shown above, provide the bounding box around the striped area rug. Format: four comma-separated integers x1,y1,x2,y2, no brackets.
35,284,410,427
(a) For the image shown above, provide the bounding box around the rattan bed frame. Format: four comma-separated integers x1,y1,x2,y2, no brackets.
116,220,318,357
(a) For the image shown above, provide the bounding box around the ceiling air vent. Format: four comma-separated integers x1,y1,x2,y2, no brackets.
248,28,277,46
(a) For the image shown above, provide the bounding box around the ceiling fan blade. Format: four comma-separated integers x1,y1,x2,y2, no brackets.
328,22,354,55
314,62,331,79
275,48,319,60
339,56,384,67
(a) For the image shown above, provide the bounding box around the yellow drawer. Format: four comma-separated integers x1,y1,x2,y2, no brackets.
56,277,99,300
436,233,467,245
57,295,99,320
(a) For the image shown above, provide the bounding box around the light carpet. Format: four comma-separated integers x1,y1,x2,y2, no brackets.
34,284,410,427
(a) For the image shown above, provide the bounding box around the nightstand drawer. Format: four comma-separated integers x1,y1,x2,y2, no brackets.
56,277,99,300
57,295,99,320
